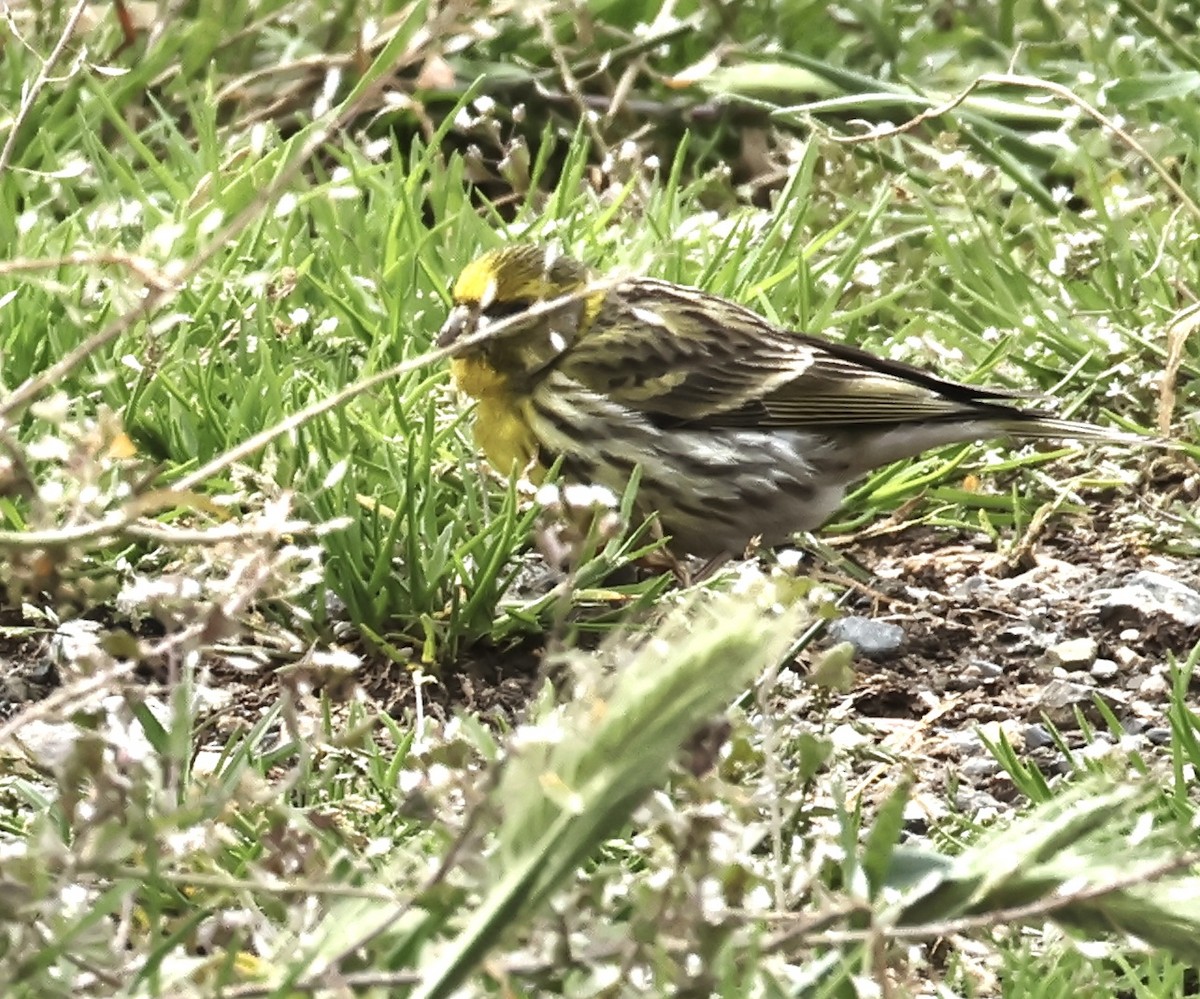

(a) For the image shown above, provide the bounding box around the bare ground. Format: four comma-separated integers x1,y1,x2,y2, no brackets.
3,510,1197,820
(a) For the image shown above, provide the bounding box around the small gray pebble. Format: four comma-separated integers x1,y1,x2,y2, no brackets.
961,757,1001,780
1045,637,1098,671
1037,678,1096,725
1008,583,1041,602
946,729,985,753
954,790,996,814
1145,727,1173,746
826,616,905,660
951,575,990,598
955,792,1003,821
1095,571,1200,627
1090,658,1119,681
1024,724,1054,750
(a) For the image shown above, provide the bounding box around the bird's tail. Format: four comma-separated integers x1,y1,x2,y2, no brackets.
997,415,1159,446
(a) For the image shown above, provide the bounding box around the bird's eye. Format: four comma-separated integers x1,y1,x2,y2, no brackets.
483,298,534,321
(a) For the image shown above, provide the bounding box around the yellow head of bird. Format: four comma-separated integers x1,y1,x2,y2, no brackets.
437,246,597,379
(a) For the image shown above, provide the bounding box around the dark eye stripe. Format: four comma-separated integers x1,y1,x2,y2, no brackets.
483,298,534,320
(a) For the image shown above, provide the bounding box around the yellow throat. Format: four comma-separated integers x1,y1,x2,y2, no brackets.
449,356,543,479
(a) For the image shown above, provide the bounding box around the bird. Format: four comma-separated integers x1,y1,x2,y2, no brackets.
437,243,1130,558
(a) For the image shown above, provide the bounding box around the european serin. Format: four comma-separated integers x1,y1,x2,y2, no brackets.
438,244,1125,557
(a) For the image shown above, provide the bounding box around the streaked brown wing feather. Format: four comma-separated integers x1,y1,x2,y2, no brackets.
558,278,812,420
561,277,1043,429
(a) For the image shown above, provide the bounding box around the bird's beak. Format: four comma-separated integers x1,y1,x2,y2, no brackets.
436,305,473,349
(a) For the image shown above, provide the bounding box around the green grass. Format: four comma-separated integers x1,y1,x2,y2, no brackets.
2,0,1200,995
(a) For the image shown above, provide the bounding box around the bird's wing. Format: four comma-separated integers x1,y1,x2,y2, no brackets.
561,278,1037,429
